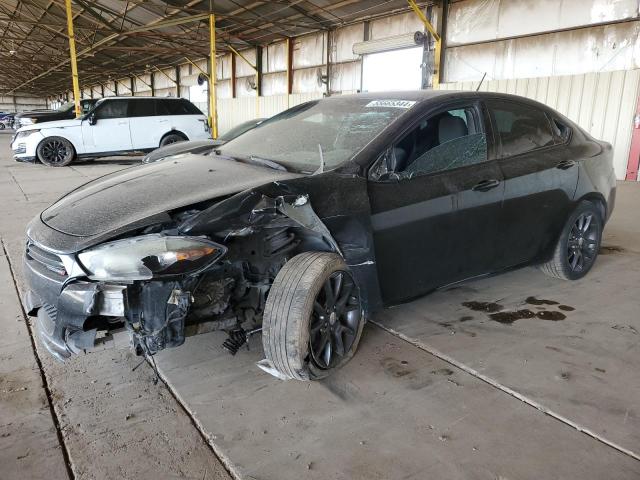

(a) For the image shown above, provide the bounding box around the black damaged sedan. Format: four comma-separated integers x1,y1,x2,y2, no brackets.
23,91,616,380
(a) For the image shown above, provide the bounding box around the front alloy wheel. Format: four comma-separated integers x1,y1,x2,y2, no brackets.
262,252,365,381
309,271,361,370
37,136,75,166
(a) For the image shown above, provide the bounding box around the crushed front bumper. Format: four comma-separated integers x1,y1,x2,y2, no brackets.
24,250,128,361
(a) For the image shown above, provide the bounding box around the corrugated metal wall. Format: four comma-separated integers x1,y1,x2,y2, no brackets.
217,92,322,134
0,94,47,113
440,69,640,180
444,0,640,82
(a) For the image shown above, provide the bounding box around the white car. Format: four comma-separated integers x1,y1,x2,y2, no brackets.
11,97,211,166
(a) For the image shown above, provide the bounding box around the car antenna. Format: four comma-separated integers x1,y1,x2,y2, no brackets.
476,72,487,91
314,144,325,175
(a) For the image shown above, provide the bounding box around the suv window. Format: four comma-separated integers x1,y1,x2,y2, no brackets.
157,99,202,115
94,99,128,119
370,106,488,181
487,101,554,157
128,99,156,117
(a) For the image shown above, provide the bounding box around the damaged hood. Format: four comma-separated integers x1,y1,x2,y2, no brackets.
41,154,301,237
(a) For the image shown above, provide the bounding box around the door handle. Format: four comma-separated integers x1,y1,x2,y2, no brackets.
118,121,127,125
556,160,575,170
158,119,169,123
472,179,501,192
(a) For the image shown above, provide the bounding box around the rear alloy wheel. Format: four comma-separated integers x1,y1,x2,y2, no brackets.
37,136,75,167
159,133,185,147
539,201,603,280
262,252,364,381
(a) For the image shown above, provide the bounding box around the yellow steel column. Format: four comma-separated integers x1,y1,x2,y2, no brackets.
209,13,218,139
64,0,82,117
407,0,441,89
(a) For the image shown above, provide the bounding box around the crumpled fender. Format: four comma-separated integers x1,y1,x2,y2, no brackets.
178,173,383,314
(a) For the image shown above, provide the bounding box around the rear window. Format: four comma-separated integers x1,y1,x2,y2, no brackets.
487,101,554,157
158,99,202,115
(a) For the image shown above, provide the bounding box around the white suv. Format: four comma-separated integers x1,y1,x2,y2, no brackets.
11,97,211,166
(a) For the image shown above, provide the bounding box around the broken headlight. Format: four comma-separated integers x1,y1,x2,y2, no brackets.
78,234,226,281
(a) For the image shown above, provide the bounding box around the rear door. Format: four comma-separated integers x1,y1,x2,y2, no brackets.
128,98,159,149
157,99,210,140
368,101,504,304
81,99,131,154
485,99,579,267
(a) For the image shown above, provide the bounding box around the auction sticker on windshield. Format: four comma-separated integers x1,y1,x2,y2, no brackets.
365,100,416,109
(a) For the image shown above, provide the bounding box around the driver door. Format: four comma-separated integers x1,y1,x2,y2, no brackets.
81,99,132,154
368,102,505,305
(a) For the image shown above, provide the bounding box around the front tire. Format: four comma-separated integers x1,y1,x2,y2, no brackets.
539,201,603,280
262,252,364,381
37,136,75,167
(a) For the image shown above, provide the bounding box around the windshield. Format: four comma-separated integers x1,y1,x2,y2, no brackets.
218,97,414,173
56,102,74,112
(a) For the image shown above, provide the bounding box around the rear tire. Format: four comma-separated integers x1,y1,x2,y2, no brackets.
159,133,186,147
36,136,75,167
262,252,365,381
539,201,603,280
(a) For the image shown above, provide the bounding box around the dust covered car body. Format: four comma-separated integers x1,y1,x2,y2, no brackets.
23,91,616,380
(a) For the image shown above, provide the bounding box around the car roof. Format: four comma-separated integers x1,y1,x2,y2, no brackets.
323,90,559,113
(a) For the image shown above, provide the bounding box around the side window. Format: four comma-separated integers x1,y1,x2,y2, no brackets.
370,106,488,181
160,99,201,115
487,101,554,157
128,99,156,117
94,100,128,120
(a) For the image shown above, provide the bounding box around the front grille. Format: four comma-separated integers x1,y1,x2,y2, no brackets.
26,241,67,276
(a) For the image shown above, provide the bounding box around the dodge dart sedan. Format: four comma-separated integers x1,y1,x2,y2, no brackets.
23,91,615,381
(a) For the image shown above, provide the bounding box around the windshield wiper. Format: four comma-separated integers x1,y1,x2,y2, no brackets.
247,155,288,172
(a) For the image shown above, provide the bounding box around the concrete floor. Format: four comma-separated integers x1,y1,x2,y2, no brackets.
1,129,639,479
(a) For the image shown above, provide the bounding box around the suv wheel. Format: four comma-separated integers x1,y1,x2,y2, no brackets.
37,136,75,167
160,133,186,147
262,252,365,381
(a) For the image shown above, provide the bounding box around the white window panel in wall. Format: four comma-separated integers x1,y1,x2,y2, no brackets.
370,12,425,40
236,49,257,77
330,62,361,94
445,21,640,82
263,72,287,96
263,41,287,73
332,24,364,63
447,0,640,46
362,47,423,92
293,33,326,69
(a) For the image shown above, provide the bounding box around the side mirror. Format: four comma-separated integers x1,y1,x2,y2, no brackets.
88,113,97,125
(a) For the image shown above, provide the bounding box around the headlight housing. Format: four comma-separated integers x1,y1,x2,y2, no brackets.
15,129,41,140
78,234,226,281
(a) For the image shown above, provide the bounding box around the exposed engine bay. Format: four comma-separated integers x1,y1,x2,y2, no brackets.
26,192,345,362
